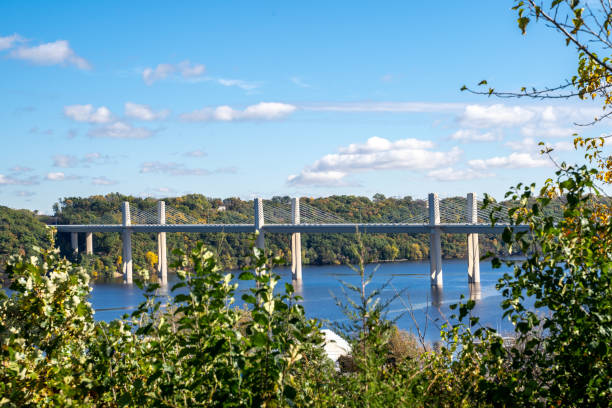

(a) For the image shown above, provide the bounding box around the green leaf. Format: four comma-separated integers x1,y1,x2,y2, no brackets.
238,271,254,280
502,227,513,244
251,332,267,347
242,294,257,304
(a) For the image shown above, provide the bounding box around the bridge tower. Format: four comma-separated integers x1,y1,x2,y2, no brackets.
71,232,78,255
291,197,302,281
85,232,93,255
157,201,168,285
429,193,443,286
466,193,480,283
122,202,133,284
254,198,265,251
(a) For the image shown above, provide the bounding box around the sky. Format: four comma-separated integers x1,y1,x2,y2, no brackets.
0,0,609,214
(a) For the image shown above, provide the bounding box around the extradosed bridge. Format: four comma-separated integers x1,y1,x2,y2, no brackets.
54,193,531,287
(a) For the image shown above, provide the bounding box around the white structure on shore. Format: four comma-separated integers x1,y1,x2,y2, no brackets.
321,329,352,364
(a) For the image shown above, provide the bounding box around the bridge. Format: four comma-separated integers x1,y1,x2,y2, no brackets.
54,193,531,287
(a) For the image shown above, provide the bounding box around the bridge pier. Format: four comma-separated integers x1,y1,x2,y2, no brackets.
157,201,168,285
122,202,133,284
291,197,302,281
71,232,78,255
466,193,480,283
429,193,443,286
85,232,93,255
254,197,265,251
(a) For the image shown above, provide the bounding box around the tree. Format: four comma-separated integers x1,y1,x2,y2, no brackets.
145,251,158,271
0,206,51,271
450,2,612,405
463,0,612,187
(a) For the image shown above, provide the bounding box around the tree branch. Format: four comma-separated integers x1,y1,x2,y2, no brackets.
526,0,612,74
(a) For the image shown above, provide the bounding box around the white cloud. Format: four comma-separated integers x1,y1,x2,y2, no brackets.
9,166,33,173
0,170,38,185
143,60,205,85
287,170,351,187
83,152,114,164
53,154,78,168
468,152,551,170
181,102,296,122
1,175,25,185
217,78,259,90
427,167,494,181
141,161,210,176
10,40,90,69
125,102,169,121
0,33,24,51
505,137,574,152
450,129,499,142
290,77,311,88
541,106,557,122
302,102,464,113
143,63,175,85
460,104,535,128
338,136,434,154
140,161,233,176
28,126,54,135
92,176,118,185
178,60,205,78
64,104,112,123
551,141,574,151
184,149,207,157
520,124,576,138
46,172,65,181
53,152,114,167
15,190,35,197
288,136,462,186
89,121,153,139
139,186,178,198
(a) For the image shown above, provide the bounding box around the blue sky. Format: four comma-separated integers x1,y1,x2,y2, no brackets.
0,0,607,213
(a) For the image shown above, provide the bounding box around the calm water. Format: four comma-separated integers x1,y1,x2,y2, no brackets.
91,259,518,342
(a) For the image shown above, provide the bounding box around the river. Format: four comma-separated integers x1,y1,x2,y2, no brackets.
91,259,519,343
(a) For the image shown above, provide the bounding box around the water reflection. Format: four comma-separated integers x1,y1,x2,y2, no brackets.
292,279,303,296
430,285,443,309
469,282,482,301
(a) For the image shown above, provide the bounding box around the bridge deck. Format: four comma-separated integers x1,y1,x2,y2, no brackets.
53,223,529,234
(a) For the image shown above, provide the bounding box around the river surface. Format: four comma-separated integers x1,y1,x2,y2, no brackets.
91,259,519,342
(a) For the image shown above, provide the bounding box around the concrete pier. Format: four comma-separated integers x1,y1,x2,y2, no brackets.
157,201,168,285
429,193,443,286
122,202,133,284
85,232,93,255
254,198,265,251
291,197,302,281
71,232,78,255
466,193,480,283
